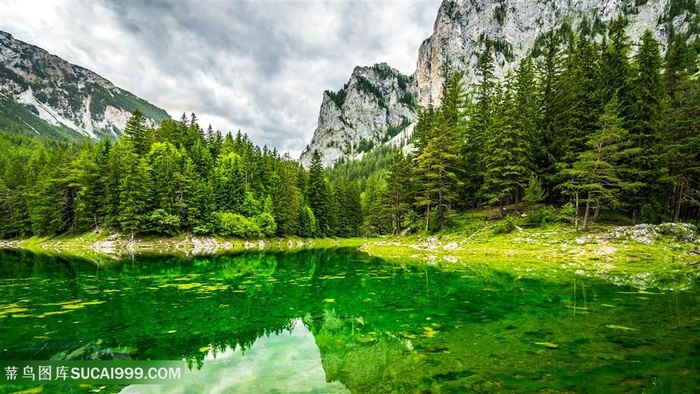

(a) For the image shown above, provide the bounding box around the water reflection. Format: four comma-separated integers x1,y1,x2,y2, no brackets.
121,319,348,394
0,248,698,393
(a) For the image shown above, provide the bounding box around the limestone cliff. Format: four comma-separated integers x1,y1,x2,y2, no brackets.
299,63,417,168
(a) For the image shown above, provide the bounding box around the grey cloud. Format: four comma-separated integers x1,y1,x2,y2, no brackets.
2,0,441,157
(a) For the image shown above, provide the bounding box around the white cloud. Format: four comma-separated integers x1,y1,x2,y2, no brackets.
0,0,440,157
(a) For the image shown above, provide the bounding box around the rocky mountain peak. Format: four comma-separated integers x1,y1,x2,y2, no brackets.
0,30,169,140
302,0,700,168
299,63,417,168
415,0,693,106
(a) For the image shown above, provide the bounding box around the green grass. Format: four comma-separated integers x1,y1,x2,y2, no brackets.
361,205,699,278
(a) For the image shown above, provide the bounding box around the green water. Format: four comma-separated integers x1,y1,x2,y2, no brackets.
0,248,698,393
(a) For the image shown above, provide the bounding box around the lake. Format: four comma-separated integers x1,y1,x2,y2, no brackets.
0,248,698,393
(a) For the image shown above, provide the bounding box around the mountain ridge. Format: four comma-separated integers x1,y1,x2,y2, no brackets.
0,30,169,140
303,0,699,167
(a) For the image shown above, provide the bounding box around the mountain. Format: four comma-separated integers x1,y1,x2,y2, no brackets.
303,0,700,167
299,63,417,168
0,30,169,140
415,0,698,106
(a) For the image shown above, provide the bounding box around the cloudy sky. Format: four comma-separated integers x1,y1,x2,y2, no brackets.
0,0,441,157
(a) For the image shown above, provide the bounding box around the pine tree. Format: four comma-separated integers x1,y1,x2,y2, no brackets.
561,35,603,164
123,110,152,156
662,38,700,222
413,105,436,151
624,30,664,223
214,153,246,214
417,112,463,230
514,58,539,172
481,78,529,216
601,17,632,106
558,95,640,230
307,150,330,236
71,139,110,231
147,142,182,214
382,152,415,234
297,204,316,237
535,31,568,201
270,161,301,236
362,172,388,235
327,182,340,236
463,46,495,204
113,140,151,237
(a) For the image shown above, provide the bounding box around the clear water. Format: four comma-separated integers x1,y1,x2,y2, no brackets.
0,248,698,393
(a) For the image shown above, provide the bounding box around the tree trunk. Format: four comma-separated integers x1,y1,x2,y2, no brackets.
425,204,430,232
498,199,504,218
439,191,445,231
582,191,592,231
674,183,683,223
631,205,639,225
514,188,519,213
593,198,601,221
574,192,580,232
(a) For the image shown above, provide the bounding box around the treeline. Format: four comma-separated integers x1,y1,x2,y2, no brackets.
0,113,362,239
358,20,699,234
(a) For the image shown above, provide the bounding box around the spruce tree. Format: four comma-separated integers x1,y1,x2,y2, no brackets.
307,150,329,236
417,112,463,231
624,30,664,223
535,31,568,201
113,140,151,237
558,95,640,230
123,110,151,156
382,152,416,234
481,78,529,216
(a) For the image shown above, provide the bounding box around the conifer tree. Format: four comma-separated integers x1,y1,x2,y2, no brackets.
558,95,640,230
307,150,330,236
270,160,301,236
481,79,529,216
535,31,568,200
417,127,462,230
463,45,495,203
624,30,664,223
662,38,700,222
514,58,539,170
113,140,151,237
123,110,151,156
382,152,415,234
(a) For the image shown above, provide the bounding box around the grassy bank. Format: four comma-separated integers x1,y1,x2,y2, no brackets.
0,231,367,257
2,208,698,281
360,209,700,290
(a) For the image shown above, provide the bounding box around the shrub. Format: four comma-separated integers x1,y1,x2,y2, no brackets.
147,209,180,235
215,212,261,238
522,206,558,228
560,203,576,223
492,216,517,234
255,212,277,237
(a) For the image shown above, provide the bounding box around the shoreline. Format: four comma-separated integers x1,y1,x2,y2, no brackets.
2,222,698,272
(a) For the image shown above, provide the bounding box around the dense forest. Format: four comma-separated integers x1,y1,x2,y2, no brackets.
0,19,698,239
346,21,700,234
0,115,362,239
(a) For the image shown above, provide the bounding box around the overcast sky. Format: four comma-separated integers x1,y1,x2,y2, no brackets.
0,0,440,157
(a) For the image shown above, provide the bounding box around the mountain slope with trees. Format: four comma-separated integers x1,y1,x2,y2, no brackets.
0,30,169,141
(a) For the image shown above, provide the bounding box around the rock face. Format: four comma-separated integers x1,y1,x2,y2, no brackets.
0,30,169,140
299,63,417,168
303,0,698,166
415,0,688,106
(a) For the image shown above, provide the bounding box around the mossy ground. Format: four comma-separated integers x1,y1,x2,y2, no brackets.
361,206,699,281
2,206,698,279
